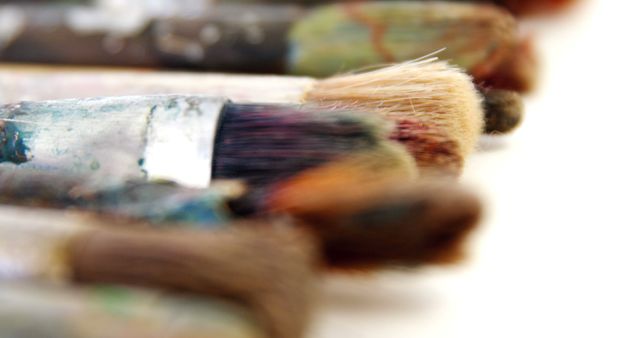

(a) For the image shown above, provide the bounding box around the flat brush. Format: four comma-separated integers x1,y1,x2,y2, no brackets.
0,205,317,338
0,59,493,169
0,282,269,338
0,95,390,189
0,1,535,92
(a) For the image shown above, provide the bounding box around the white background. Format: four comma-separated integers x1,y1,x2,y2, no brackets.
309,1,640,337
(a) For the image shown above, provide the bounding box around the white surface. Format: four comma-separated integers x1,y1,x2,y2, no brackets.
309,1,640,337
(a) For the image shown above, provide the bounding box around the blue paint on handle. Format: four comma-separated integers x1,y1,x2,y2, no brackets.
0,121,30,164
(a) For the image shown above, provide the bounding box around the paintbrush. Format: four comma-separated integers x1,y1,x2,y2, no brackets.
0,95,399,189
0,282,269,338
0,60,522,137
0,1,534,92
0,59,491,172
266,153,482,268
0,205,318,338
0,145,481,270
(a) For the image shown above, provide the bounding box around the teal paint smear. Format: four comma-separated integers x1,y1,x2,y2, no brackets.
0,121,30,164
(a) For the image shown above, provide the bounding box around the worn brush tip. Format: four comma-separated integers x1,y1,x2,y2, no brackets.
480,88,524,134
308,57,485,161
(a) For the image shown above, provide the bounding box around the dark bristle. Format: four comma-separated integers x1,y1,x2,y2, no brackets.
268,172,482,269
212,103,385,189
480,88,524,134
316,182,482,269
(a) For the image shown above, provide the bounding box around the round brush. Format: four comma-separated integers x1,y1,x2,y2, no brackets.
0,205,318,338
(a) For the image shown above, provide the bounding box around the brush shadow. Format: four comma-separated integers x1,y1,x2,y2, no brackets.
476,135,511,152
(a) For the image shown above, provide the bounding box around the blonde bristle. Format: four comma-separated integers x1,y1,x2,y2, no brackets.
306,58,484,160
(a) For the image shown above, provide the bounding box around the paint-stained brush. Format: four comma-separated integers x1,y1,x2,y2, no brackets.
0,95,394,189
0,2,534,92
0,59,490,172
0,282,269,338
0,205,317,338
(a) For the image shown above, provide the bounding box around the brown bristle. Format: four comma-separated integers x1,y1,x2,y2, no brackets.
479,87,524,134
481,37,539,93
268,165,482,269
68,223,318,338
306,58,485,165
265,145,418,215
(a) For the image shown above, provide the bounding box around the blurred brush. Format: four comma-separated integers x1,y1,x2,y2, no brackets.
479,87,524,134
0,1,535,92
0,205,317,338
266,160,483,269
0,95,391,189
0,282,268,338
481,37,539,93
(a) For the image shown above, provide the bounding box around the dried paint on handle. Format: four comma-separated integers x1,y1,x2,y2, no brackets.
0,95,224,188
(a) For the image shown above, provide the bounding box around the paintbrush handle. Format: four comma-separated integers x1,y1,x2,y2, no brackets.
0,67,315,104
0,206,87,282
0,282,268,338
0,95,224,188
0,4,303,72
0,167,240,226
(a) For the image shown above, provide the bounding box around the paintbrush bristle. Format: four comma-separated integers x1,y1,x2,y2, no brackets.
212,103,392,187
389,119,463,175
68,223,318,338
266,157,482,269
228,140,418,215
306,58,484,161
481,88,524,134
